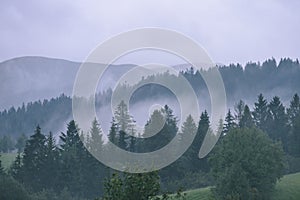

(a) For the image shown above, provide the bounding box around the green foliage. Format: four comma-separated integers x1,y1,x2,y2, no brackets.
9,153,22,179
239,105,254,128
271,172,300,200
223,109,236,135
20,125,48,191
253,94,268,132
209,128,285,200
0,174,31,200
267,96,288,141
169,172,300,200
103,171,160,200
88,118,104,154
161,171,213,192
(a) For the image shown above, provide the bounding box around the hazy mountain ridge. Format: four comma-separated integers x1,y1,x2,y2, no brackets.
1,56,300,138
0,56,135,110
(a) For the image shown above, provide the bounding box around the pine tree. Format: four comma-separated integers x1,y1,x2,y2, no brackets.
239,105,254,128
288,115,300,157
9,153,22,180
223,109,236,135
143,106,178,152
118,130,127,150
108,118,118,145
287,93,300,126
114,100,135,133
128,128,137,152
287,94,300,156
59,120,85,197
114,101,136,151
193,110,210,172
59,120,82,151
267,96,288,143
253,93,268,131
43,132,59,190
178,115,198,171
234,100,245,124
88,118,104,155
21,125,47,191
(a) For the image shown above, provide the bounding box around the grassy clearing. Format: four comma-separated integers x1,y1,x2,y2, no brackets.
0,152,17,169
183,187,214,200
271,172,300,200
182,172,300,200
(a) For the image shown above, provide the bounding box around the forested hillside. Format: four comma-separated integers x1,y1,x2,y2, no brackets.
1,57,300,141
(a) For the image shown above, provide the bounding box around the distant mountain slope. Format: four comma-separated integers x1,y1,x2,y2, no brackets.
1,56,300,138
0,56,135,110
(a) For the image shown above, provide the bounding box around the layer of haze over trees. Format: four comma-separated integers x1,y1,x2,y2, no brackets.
0,57,300,199
0,57,300,139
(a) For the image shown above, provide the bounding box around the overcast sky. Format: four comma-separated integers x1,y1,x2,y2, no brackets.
1,0,299,65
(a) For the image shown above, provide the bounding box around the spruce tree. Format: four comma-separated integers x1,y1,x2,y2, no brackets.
114,101,136,151
223,109,236,135
267,96,288,144
9,153,22,180
287,94,300,156
234,100,245,124
88,118,104,155
287,93,300,126
239,105,254,128
178,115,198,171
114,100,135,133
21,125,47,191
193,110,210,172
253,93,268,131
59,120,85,197
108,118,118,145
43,132,59,190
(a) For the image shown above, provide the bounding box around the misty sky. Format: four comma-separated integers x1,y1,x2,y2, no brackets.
1,0,299,65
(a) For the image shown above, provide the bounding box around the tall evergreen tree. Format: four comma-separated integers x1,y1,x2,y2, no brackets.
114,101,136,151
59,120,85,197
114,100,135,133
88,118,104,155
267,96,288,143
194,110,210,172
223,109,236,135
43,132,59,190
288,115,300,157
59,120,105,199
108,118,118,145
287,93,300,126
287,94,300,156
9,153,22,180
234,100,245,125
20,125,46,191
239,105,254,128
253,93,268,131
178,115,198,171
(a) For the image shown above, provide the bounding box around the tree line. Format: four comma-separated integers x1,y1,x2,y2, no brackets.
1,57,300,140
0,92,299,199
